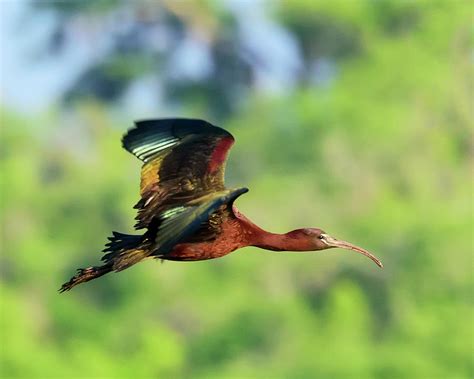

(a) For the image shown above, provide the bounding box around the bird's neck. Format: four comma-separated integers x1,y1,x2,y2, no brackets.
252,231,294,251
233,207,311,252
251,229,318,251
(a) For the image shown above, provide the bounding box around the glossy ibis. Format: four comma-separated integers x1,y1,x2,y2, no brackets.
60,119,382,292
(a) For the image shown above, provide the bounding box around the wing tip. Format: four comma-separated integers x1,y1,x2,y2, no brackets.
234,187,249,196
131,118,232,138
122,118,233,162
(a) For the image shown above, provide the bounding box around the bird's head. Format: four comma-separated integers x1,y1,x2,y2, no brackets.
288,228,383,268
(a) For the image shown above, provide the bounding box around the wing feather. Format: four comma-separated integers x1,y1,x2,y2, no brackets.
122,119,237,233
153,188,248,255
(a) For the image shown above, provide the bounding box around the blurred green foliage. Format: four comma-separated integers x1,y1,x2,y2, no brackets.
1,1,472,378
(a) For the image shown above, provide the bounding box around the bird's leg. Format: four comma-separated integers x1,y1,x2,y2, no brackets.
59,264,113,292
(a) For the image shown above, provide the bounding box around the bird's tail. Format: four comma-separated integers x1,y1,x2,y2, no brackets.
59,232,148,293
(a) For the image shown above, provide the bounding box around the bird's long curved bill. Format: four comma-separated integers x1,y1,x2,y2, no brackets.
323,235,383,268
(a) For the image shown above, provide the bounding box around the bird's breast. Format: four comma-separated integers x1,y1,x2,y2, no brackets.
164,218,247,261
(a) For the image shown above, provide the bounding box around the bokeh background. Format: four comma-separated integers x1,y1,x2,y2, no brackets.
1,1,472,378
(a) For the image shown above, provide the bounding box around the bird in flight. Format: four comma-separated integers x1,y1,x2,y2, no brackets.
60,119,382,292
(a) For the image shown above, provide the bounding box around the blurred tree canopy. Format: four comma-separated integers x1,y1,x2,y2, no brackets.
1,1,472,378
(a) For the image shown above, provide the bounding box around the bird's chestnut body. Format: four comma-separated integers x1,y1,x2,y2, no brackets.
166,210,248,261
163,207,337,261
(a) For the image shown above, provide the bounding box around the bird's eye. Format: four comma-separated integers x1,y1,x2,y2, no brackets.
318,235,324,240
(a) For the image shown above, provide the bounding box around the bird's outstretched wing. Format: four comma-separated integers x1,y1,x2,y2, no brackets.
122,118,239,235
